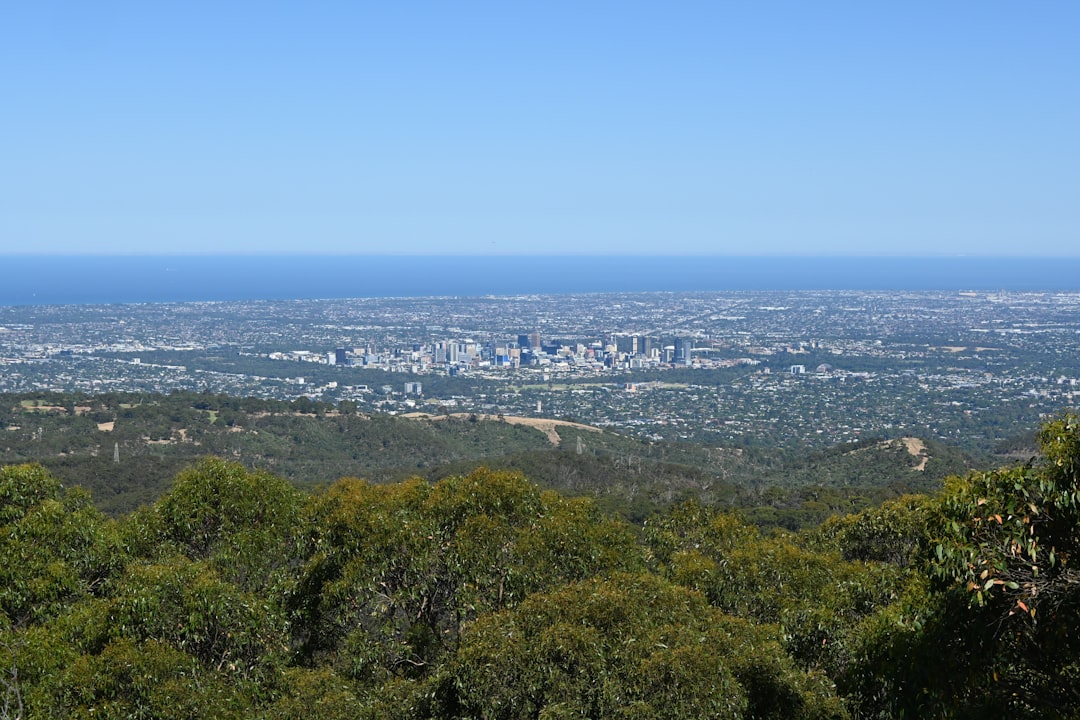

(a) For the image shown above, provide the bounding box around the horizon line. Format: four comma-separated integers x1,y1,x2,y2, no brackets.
4,252,1080,259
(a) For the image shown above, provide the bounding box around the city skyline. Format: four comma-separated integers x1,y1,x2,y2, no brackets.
5,287,1079,453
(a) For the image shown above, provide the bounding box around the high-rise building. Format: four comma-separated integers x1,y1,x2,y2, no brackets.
674,337,692,365
616,335,652,356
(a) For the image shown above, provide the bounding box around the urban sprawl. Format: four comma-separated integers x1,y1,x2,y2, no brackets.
3,290,1080,452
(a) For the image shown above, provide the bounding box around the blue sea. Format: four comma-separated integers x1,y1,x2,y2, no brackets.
2,255,1079,306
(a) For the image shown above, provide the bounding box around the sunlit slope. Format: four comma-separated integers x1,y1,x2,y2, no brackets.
3,391,984,519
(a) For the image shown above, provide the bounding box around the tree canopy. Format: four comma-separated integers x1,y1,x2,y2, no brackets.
2,413,1080,717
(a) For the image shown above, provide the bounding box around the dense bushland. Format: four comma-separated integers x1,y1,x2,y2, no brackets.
2,414,1079,718
2,391,981,526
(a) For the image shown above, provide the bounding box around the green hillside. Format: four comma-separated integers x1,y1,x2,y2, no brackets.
3,391,989,526
2,414,1079,717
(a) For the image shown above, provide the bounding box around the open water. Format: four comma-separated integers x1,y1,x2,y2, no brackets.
2,255,1079,306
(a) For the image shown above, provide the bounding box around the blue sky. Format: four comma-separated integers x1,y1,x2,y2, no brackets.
2,2,1078,256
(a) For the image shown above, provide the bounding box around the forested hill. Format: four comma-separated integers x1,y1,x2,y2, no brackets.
2,416,1080,717
3,391,988,524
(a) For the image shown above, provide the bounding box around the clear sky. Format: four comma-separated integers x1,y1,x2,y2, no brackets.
2,2,1078,256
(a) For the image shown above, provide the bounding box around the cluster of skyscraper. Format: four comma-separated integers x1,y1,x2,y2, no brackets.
312,332,695,374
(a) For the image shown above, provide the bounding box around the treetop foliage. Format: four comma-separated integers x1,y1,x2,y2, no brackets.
2,413,1080,717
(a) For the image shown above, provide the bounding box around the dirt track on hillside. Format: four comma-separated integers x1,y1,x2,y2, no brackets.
403,413,601,446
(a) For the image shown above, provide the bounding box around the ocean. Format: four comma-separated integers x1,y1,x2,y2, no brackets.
1,255,1079,306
